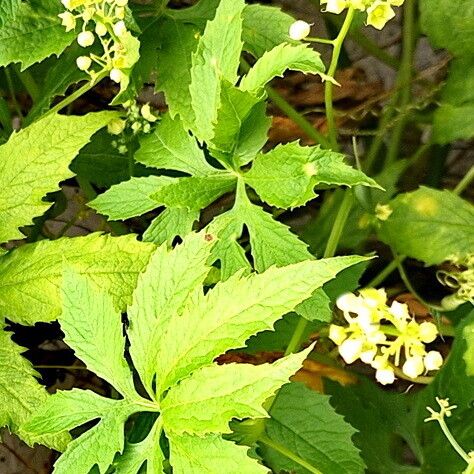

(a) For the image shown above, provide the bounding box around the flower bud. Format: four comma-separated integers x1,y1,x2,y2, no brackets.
289,21,311,41
389,301,410,321
107,118,126,135
418,322,438,343
76,56,92,71
95,22,108,37
375,367,395,385
402,355,424,379
140,104,158,122
109,68,123,83
113,20,127,37
77,31,95,48
115,7,125,19
360,349,376,364
336,293,358,313
424,351,443,371
321,0,347,14
116,0,128,6
339,338,363,364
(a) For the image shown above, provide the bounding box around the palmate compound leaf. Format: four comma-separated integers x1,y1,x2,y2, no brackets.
0,111,117,244
0,324,69,451
0,0,75,69
23,231,366,473
0,233,154,324
377,187,474,265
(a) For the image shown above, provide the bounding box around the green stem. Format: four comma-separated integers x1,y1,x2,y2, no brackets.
265,86,331,148
306,36,335,45
5,67,23,119
323,190,353,258
437,418,471,464
324,7,355,150
14,65,40,103
284,317,309,356
259,435,323,474
385,0,417,165
392,366,433,385
454,165,474,196
366,257,402,288
41,71,107,119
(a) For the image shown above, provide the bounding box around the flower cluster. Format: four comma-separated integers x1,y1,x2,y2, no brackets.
59,0,136,86
437,254,474,310
329,288,443,385
321,0,405,30
108,100,158,154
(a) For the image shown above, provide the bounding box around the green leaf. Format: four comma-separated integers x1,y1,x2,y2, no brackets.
0,0,75,69
0,233,154,324
433,56,474,143
262,382,365,474
211,81,260,153
155,19,200,126
327,378,419,474
89,176,173,221
420,0,474,56
154,255,367,394
151,174,237,210
168,433,268,474
465,318,474,376
61,270,135,398
0,325,69,451
206,209,251,280
0,111,116,243
128,233,215,396
245,142,380,209
239,199,313,271
242,4,296,58
71,130,136,187
162,348,311,435
23,388,120,436
136,113,214,175
239,43,325,96
189,0,245,141
165,0,220,26
378,187,474,265
114,422,164,474
29,397,137,474
143,207,199,246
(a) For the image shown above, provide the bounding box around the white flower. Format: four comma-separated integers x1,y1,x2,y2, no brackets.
389,300,410,321
77,30,95,48
95,22,108,37
376,367,395,385
366,1,395,30
289,21,312,41
329,325,347,345
110,68,123,83
418,321,438,343
336,292,359,313
424,351,443,371
339,338,363,364
76,56,92,71
58,12,76,32
402,355,425,379
360,349,377,364
321,0,348,14
113,20,127,37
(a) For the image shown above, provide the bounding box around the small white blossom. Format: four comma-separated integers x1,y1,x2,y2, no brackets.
289,21,312,41
113,20,127,37
110,68,123,83
376,367,395,385
339,338,363,364
418,321,438,343
95,22,108,37
76,56,92,71
424,351,443,371
77,30,95,48
402,355,425,379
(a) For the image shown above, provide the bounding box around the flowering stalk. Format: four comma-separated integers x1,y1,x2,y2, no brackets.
425,398,473,468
